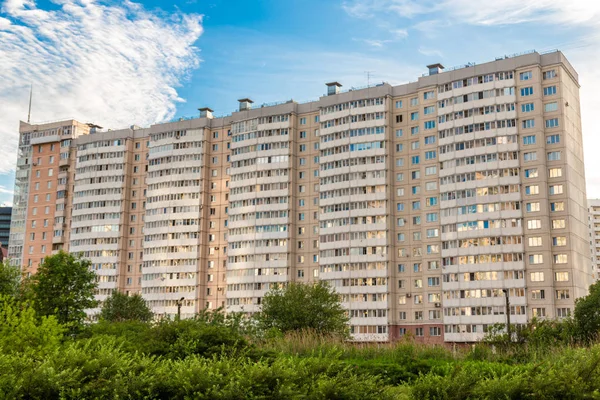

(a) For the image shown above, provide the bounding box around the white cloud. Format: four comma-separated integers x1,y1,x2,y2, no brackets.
353,38,392,48
418,47,443,58
342,0,600,198
0,0,203,174
0,185,13,196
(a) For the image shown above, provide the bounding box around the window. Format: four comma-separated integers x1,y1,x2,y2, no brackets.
549,185,563,195
532,290,545,300
425,151,436,160
425,166,436,175
544,102,558,112
525,185,539,195
556,290,570,300
545,118,559,128
523,135,536,145
396,129,403,138
543,86,557,96
521,103,535,112
522,119,535,129
411,126,419,135
546,134,560,144
532,308,546,318
552,219,566,229
543,70,557,79
525,168,538,178
547,151,561,161
411,156,420,165
528,219,541,229
528,237,542,247
426,196,437,205
410,97,418,106
415,328,424,337
550,202,564,212
299,144,306,152
555,272,569,281
299,131,306,139
396,158,404,167
529,254,544,264
524,152,537,162
424,121,436,130
396,173,404,181
549,168,562,178
424,135,436,145
424,106,435,115
521,87,533,96
396,115,403,123
410,112,419,121
426,228,439,238
411,141,420,150
554,254,568,264
395,100,403,108
424,91,434,100
300,117,306,125
526,202,540,212
530,272,544,282
412,186,420,195
557,308,571,318
520,71,532,80
399,312,406,320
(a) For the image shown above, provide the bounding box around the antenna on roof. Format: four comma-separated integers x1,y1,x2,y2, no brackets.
27,84,33,123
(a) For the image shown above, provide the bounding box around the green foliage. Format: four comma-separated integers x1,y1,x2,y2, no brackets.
100,291,153,322
256,281,349,337
574,280,600,343
0,261,20,297
0,295,63,356
31,251,97,332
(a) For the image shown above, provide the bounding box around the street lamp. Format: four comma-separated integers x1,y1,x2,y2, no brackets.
502,288,510,340
176,297,185,320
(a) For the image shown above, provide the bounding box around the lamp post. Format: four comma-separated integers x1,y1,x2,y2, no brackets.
176,297,185,321
502,288,510,340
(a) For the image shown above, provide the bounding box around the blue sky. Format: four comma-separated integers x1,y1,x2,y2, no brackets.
1,0,600,206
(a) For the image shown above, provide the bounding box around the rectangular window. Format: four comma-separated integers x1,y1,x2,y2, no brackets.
410,97,418,106
543,70,557,79
532,290,545,300
556,290,570,300
521,87,534,96
530,272,544,282
549,168,562,178
554,254,568,264
547,134,560,144
544,102,558,112
526,202,540,212
410,112,419,121
543,86,557,96
525,185,539,195
395,100,403,108
396,173,404,181
523,135,536,145
547,151,561,161
552,219,566,229
424,106,435,114
424,151,436,160
550,202,564,212
519,71,532,80
545,118,559,128
549,185,563,195
424,91,434,100
528,237,542,247
524,152,537,162
424,120,436,130
411,156,420,165
525,168,538,178
396,129,403,138
425,166,437,175
555,272,569,281
424,135,436,145
522,119,535,129
528,219,541,230
411,126,419,135
521,103,535,112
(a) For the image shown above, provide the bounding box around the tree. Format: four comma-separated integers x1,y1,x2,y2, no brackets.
574,280,600,343
31,251,97,331
100,291,153,323
256,281,349,337
0,261,20,297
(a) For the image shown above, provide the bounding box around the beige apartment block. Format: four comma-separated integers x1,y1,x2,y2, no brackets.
8,50,593,341
588,199,600,278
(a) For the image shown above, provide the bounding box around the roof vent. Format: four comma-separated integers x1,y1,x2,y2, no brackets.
326,82,342,96
199,107,214,119
427,63,445,75
238,98,253,111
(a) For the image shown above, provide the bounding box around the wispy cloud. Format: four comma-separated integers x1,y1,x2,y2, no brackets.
0,185,13,196
418,47,443,58
0,0,203,174
353,38,392,48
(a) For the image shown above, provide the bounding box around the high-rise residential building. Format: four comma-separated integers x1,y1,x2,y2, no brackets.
8,50,593,341
587,199,600,278
0,207,12,248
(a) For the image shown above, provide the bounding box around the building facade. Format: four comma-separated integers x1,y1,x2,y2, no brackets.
8,50,593,341
0,207,11,249
588,199,600,279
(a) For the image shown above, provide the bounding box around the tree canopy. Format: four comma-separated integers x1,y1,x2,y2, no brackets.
0,261,20,297
100,291,153,323
256,281,348,337
31,251,97,331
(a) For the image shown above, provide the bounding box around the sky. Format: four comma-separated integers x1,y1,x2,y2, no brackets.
1,0,600,206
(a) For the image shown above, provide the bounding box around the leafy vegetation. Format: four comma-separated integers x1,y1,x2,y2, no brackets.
5,254,600,398
100,291,153,322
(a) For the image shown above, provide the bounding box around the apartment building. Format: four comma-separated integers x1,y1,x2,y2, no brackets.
8,50,593,341
0,207,11,248
588,199,600,278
